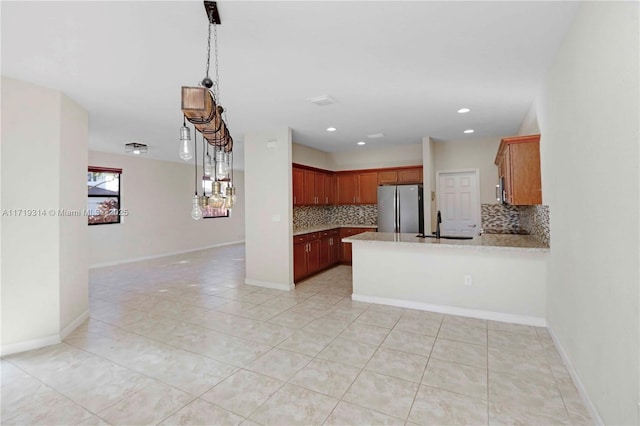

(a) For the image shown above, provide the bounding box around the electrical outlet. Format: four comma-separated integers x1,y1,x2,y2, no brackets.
464,275,472,286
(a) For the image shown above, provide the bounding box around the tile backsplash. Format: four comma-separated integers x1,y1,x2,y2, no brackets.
481,203,550,245
293,205,377,230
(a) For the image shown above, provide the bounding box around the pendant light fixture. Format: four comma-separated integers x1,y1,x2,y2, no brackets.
181,1,237,216
190,126,203,220
179,116,193,161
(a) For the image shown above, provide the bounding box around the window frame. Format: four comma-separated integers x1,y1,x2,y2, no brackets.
87,166,122,226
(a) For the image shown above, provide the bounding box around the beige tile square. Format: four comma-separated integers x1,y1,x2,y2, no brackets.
267,310,314,329
249,383,338,426
431,338,487,369
401,309,443,322
438,323,487,346
201,369,283,417
365,347,428,383
343,370,419,419
409,385,488,426
1,367,67,423
488,347,554,385
356,309,403,328
488,330,543,353
392,316,441,336
489,371,567,418
422,358,487,400
98,381,193,425
317,338,378,368
289,358,360,398
325,401,405,425
3,391,93,426
276,330,334,357
246,348,312,381
338,322,390,345
442,314,488,329
302,318,350,338
381,329,435,356
489,400,570,425
160,398,244,425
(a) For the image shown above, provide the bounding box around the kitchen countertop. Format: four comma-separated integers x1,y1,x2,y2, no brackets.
343,232,549,253
293,224,378,236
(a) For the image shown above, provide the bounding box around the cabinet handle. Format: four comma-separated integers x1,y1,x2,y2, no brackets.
294,196,296,204
325,196,328,204
353,196,356,203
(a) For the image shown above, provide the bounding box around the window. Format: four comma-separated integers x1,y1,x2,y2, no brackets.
202,179,230,219
88,167,122,225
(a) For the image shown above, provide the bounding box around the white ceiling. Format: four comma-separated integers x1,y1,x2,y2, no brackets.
1,1,579,168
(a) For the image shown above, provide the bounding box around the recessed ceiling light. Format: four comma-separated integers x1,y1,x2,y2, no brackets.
464,129,474,134
357,141,366,146
326,127,337,132
457,108,471,113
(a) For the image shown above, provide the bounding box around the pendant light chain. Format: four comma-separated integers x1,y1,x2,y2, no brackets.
213,21,220,104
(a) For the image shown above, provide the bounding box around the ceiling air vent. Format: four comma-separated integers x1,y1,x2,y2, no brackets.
367,133,385,139
308,95,337,107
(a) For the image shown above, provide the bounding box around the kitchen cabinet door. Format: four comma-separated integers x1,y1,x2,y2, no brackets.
378,170,398,185
324,173,335,205
303,170,316,205
319,236,331,270
315,172,326,205
337,173,358,205
293,241,308,282
495,135,540,205
398,168,423,184
293,168,305,206
307,239,321,273
357,172,378,204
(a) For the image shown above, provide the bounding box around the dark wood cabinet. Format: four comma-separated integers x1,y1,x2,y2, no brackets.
495,135,541,205
357,172,378,204
337,173,358,205
293,168,305,206
398,167,423,184
378,170,398,185
293,230,338,283
339,227,376,264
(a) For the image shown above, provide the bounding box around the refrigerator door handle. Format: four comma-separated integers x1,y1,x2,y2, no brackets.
393,187,398,233
397,187,401,233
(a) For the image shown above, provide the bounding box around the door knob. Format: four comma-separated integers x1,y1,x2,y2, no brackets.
468,224,477,228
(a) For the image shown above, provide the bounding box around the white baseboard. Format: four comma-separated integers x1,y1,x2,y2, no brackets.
547,325,603,426
244,278,294,291
351,293,546,327
90,240,245,268
0,334,61,357
60,309,90,340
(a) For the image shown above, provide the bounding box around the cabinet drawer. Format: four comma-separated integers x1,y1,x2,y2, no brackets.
293,235,308,244
307,232,319,240
320,231,331,238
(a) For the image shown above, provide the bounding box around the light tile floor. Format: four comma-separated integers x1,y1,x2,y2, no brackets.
1,244,594,425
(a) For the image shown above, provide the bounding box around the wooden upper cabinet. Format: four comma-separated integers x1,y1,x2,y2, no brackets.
377,170,398,185
337,173,358,205
398,167,423,184
357,172,378,204
324,173,335,205
292,168,305,206
315,172,326,205
303,170,316,205
495,134,541,205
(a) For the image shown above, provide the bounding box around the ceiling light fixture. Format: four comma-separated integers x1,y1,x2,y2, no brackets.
125,142,147,155
457,108,471,113
357,141,366,146
464,129,475,134
367,133,385,139
326,127,337,132
180,1,236,219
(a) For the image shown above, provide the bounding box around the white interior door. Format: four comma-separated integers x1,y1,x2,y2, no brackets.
437,170,480,236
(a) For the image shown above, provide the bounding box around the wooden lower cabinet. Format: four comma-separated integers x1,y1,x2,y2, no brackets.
339,227,376,264
293,230,340,283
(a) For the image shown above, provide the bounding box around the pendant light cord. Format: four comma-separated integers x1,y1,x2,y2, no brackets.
194,126,198,196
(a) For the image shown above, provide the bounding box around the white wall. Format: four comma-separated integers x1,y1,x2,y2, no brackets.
433,137,501,205
1,77,88,354
351,242,547,325
244,128,294,290
329,143,422,171
59,93,89,333
534,2,639,424
422,137,435,233
88,151,245,267
292,143,333,170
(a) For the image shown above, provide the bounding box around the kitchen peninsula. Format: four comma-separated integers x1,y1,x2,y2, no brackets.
343,232,549,326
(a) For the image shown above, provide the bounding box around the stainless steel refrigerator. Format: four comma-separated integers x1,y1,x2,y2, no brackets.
377,184,424,234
